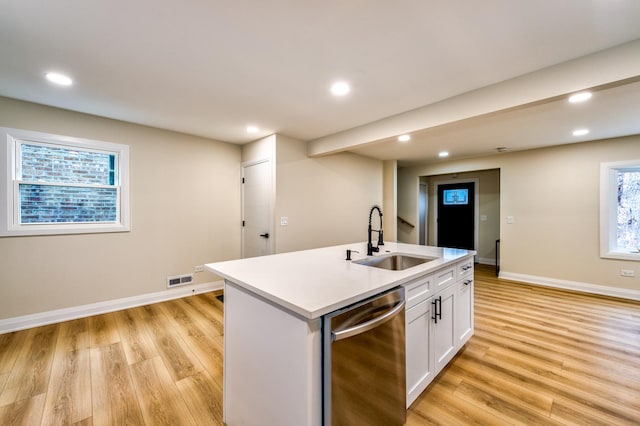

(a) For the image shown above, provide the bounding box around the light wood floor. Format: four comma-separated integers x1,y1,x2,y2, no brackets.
407,265,640,425
1,265,639,425
0,293,225,425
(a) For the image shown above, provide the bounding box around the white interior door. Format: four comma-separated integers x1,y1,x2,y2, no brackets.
242,160,272,258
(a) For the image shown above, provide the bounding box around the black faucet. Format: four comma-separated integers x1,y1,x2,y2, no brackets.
367,205,384,256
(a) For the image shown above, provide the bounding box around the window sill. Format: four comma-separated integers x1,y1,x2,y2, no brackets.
600,250,640,261
0,222,130,237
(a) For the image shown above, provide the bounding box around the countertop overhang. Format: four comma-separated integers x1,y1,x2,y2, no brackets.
205,242,475,320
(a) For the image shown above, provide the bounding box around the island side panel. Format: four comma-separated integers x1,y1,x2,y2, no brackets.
224,281,322,426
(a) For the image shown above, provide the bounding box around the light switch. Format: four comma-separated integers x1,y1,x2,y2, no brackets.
507,216,514,224
280,216,288,226
480,215,488,222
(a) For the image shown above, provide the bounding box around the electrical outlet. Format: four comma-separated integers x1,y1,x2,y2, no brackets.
280,216,288,226
195,265,204,273
621,269,635,277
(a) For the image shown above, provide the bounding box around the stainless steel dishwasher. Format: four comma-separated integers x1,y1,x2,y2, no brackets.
323,287,406,426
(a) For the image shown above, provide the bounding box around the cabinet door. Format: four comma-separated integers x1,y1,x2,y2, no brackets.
432,285,456,374
405,297,434,407
455,278,474,347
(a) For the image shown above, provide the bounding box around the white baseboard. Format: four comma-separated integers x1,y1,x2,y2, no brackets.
499,271,640,301
0,280,224,334
477,257,496,266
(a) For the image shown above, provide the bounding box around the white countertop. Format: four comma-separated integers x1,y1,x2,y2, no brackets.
205,242,474,320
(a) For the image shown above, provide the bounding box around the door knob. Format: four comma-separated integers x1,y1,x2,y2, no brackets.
259,233,269,238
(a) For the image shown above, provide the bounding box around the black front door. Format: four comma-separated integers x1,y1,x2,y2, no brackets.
437,182,475,250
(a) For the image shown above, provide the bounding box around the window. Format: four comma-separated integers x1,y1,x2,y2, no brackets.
1,127,130,236
600,160,640,260
442,188,469,205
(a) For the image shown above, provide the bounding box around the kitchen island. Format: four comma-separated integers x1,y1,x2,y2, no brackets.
205,242,475,425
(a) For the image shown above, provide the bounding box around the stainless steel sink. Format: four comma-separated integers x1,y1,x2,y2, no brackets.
354,253,437,271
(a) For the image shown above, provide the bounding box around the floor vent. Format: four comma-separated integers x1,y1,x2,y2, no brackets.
167,273,194,288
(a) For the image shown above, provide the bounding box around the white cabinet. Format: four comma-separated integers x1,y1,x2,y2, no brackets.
433,265,456,291
457,257,474,281
404,273,434,406
224,282,322,426
405,296,434,406
404,273,433,306
455,277,474,345
404,257,474,407
432,284,457,373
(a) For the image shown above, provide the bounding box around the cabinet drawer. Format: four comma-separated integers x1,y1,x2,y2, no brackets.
405,297,429,323
433,266,456,291
457,258,474,280
403,274,432,309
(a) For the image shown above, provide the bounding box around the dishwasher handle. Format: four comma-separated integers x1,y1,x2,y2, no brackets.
332,299,405,342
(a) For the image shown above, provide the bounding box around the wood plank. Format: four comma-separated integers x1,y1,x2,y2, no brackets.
157,299,223,384
55,318,89,353
0,331,30,375
0,393,46,426
477,314,640,364
447,356,554,414
408,381,508,425
179,293,224,336
88,313,120,348
452,380,559,425
473,331,640,418
137,304,203,382
113,307,158,365
90,342,144,426
0,324,58,406
175,371,224,425
0,372,9,398
70,417,93,426
550,394,640,426
41,343,91,425
560,357,640,387
130,356,197,426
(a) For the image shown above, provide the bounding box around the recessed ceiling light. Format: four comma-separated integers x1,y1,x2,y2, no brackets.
330,81,350,96
398,134,411,142
246,125,259,134
45,72,73,86
572,128,589,137
438,151,449,158
568,91,592,103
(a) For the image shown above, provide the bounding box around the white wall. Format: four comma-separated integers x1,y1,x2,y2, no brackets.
399,135,640,293
397,167,418,243
0,97,241,319
275,135,383,253
242,134,276,164
383,160,398,242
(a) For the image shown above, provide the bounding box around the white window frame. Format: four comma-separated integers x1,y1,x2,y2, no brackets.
600,159,640,261
1,127,130,237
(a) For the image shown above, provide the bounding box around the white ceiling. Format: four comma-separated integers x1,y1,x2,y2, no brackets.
2,1,640,161
350,78,640,166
